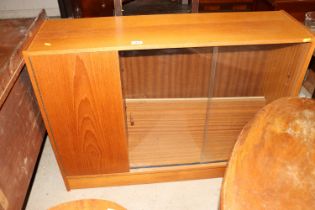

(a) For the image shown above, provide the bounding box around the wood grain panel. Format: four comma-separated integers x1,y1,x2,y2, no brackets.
28,52,129,176
126,98,208,167
213,46,269,97
126,97,265,167
213,44,312,101
67,162,226,189
201,97,266,162
263,43,312,102
120,48,213,98
221,98,315,210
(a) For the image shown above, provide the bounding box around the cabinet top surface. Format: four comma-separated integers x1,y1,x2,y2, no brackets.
25,11,314,54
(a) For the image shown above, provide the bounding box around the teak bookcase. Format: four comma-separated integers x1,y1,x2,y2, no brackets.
24,11,315,190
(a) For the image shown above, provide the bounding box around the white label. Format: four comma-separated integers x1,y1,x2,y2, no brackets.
303,38,312,42
131,40,143,45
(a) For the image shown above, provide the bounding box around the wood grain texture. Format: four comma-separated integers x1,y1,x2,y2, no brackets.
67,162,226,189
202,97,266,162
0,68,45,210
27,52,129,176
213,46,268,97
211,43,312,100
120,48,213,98
126,98,207,167
221,97,315,210
25,11,314,54
263,43,312,102
49,199,126,210
126,97,265,167
120,44,312,100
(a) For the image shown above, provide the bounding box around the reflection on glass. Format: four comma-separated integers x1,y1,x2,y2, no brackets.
120,48,212,168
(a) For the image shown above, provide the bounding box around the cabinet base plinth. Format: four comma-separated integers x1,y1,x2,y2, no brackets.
66,162,227,190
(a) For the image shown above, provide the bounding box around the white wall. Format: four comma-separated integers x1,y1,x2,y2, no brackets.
0,0,60,18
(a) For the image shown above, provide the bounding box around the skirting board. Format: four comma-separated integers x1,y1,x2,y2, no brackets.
67,162,227,190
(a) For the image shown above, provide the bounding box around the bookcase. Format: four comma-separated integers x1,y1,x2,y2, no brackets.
24,11,314,190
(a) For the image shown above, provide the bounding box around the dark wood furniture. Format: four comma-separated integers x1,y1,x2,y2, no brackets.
57,0,315,22
193,0,254,13
0,11,46,210
221,97,315,210
58,0,121,17
255,0,315,22
57,0,256,17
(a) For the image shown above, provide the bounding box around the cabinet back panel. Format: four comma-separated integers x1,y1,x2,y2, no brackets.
120,44,309,99
28,52,129,176
213,45,269,97
120,48,213,98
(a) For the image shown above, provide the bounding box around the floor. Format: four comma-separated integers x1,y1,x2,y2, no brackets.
25,138,222,210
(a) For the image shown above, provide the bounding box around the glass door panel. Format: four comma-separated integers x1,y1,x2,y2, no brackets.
201,43,309,163
119,48,213,168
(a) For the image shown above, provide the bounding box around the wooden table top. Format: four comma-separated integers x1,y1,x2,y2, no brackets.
222,97,315,210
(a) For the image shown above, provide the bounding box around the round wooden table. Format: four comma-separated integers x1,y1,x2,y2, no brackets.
221,97,315,210
49,199,126,210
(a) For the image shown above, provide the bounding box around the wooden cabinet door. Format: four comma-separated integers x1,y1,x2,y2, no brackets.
27,51,129,176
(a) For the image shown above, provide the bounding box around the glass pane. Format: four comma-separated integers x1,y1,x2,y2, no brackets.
201,44,309,163
119,48,212,168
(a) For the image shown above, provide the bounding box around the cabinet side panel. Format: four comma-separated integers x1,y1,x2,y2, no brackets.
29,52,129,176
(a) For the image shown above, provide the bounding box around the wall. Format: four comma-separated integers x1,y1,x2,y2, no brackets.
0,0,60,18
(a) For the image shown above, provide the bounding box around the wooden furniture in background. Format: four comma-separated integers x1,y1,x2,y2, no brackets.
49,199,126,210
23,11,314,190
57,0,315,22
58,0,191,17
58,0,121,17
221,97,315,210
193,0,254,13
255,0,315,22
0,11,46,210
